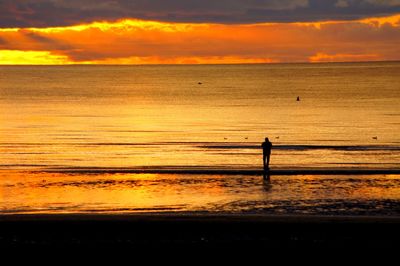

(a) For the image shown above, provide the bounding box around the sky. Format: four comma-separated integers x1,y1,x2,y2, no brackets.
0,0,400,64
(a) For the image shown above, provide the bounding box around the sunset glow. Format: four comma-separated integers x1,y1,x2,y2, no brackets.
2,1,400,248
0,50,71,64
1,14,400,64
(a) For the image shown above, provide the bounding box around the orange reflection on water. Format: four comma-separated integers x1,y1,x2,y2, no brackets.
2,171,400,214
0,171,231,213
352,175,400,199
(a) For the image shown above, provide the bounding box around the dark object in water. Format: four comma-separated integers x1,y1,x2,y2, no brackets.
198,82,202,85
372,136,378,140
297,96,300,101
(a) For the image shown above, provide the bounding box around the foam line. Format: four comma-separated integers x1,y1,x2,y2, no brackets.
41,167,400,175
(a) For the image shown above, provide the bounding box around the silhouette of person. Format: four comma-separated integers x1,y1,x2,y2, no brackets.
261,137,272,180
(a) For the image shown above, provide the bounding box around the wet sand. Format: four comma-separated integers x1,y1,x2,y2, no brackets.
42,166,400,175
1,213,399,248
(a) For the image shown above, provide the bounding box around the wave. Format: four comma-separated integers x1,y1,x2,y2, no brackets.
200,144,400,151
3,142,400,151
40,166,400,175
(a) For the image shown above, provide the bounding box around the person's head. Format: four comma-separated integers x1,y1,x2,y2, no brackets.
265,137,269,142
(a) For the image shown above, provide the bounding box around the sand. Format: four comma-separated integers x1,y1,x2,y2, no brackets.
1,213,399,248
42,166,400,175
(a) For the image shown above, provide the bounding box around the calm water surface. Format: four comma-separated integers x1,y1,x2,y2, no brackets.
1,63,399,214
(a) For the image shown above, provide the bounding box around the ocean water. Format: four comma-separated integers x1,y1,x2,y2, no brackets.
1,63,400,215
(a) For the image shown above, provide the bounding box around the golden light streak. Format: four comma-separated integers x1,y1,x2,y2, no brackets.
0,50,71,65
309,52,380,63
87,56,278,65
291,14,400,29
360,14,400,27
1,14,399,33
0,19,198,34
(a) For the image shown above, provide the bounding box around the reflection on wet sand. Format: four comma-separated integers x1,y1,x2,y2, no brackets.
1,171,400,215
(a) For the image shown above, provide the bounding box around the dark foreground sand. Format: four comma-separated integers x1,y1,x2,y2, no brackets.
1,213,399,248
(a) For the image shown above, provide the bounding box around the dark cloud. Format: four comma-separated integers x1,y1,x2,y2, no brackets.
0,36,6,45
0,0,400,28
19,30,73,50
20,31,57,43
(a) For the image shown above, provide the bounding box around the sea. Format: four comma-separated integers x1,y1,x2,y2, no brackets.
1,62,400,215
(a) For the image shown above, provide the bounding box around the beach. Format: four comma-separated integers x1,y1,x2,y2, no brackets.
1,63,399,248
2,0,400,250
1,213,399,248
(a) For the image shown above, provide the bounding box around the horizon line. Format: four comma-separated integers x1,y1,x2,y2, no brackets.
1,60,400,67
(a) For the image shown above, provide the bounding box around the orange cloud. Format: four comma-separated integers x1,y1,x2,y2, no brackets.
309,52,380,63
88,55,278,64
0,14,400,64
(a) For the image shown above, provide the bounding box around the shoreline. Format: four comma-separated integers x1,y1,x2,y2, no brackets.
2,212,400,222
37,167,400,175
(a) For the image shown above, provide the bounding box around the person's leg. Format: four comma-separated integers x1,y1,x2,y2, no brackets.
263,154,269,180
262,154,266,167
265,154,271,181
